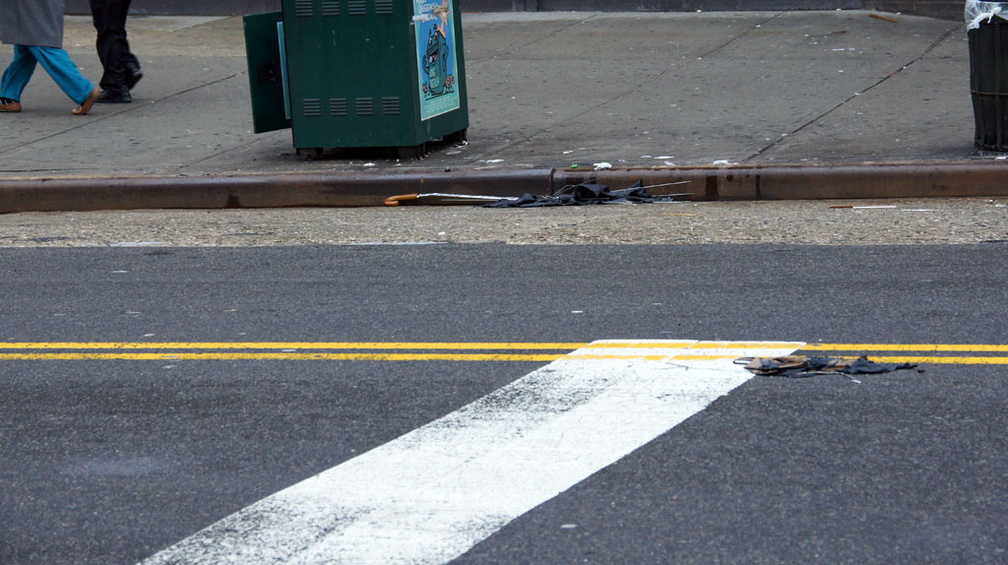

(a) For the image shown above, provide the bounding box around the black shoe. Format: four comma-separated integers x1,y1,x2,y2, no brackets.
126,68,143,91
96,89,132,104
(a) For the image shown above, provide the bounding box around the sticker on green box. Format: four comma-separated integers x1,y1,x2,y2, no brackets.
414,0,460,121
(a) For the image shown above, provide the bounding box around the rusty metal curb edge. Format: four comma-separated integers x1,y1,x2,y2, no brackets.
555,162,1008,201
2,163,1007,213
0,170,553,213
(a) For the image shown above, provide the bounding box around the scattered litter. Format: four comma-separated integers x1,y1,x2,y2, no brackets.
736,355,917,380
593,162,613,171
829,204,898,209
869,13,899,23
482,180,691,208
348,241,446,245
384,193,518,206
483,159,505,164
712,159,738,166
831,205,936,212
560,524,578,529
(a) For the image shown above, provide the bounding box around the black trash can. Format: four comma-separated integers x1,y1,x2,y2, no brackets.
970,16,1008,151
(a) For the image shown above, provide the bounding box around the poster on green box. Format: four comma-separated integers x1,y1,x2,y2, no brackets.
414,0,460,121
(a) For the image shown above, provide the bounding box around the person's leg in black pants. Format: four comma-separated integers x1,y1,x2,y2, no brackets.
90,0,142,103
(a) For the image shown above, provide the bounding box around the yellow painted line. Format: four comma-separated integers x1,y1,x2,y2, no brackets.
869,356,1008,365
687,341,808,350
0,342,1005,365
0,352,566,362
581,341,804,350
0,352,744,363
801,343,1008,353
3,342,1002,352
565,353,738,362
581,340,694,349
671,354,740,361
0,342,586,351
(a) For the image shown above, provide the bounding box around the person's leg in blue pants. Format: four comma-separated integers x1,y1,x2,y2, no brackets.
1,45,98,114
0,45,39,104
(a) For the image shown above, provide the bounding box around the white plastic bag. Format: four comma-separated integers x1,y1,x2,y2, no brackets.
966,0,1008,29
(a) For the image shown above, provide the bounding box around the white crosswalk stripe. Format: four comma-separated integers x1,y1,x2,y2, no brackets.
141,339,803,564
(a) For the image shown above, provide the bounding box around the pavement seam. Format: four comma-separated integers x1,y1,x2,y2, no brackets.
487,12,785,160
494,12,602,57
0,70,248,165
694,11,784,59
745,21,966,164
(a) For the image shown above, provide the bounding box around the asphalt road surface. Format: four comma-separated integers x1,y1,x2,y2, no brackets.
2,244,1006,564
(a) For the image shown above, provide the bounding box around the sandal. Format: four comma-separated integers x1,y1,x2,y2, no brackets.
72,88,101,115
0,97,21,112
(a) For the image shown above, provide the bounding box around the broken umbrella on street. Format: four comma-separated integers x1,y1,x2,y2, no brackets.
737,355,918,379
383,180,691,206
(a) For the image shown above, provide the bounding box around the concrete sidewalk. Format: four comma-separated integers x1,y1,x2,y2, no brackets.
1,10,1006,211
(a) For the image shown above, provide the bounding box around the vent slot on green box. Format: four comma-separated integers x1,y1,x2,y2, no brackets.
294,0,313,17
348,0,366,15
330,98,348,116
355,97,374,116
382,97,400,115
321,0,340,15
303,98,322,117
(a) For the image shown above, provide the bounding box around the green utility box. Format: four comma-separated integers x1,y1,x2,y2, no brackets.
243,0,468,157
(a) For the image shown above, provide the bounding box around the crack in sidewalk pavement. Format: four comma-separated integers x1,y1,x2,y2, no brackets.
743,22,965,164
0,72,247,162
489,12,785,158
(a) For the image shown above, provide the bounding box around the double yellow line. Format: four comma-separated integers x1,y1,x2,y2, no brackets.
800,343,1008,366
0,342,577,362
0,342,1006,365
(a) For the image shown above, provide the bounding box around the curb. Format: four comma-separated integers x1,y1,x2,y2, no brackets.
2,162,1008,213
556,162,1008,201
0,170,553,213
